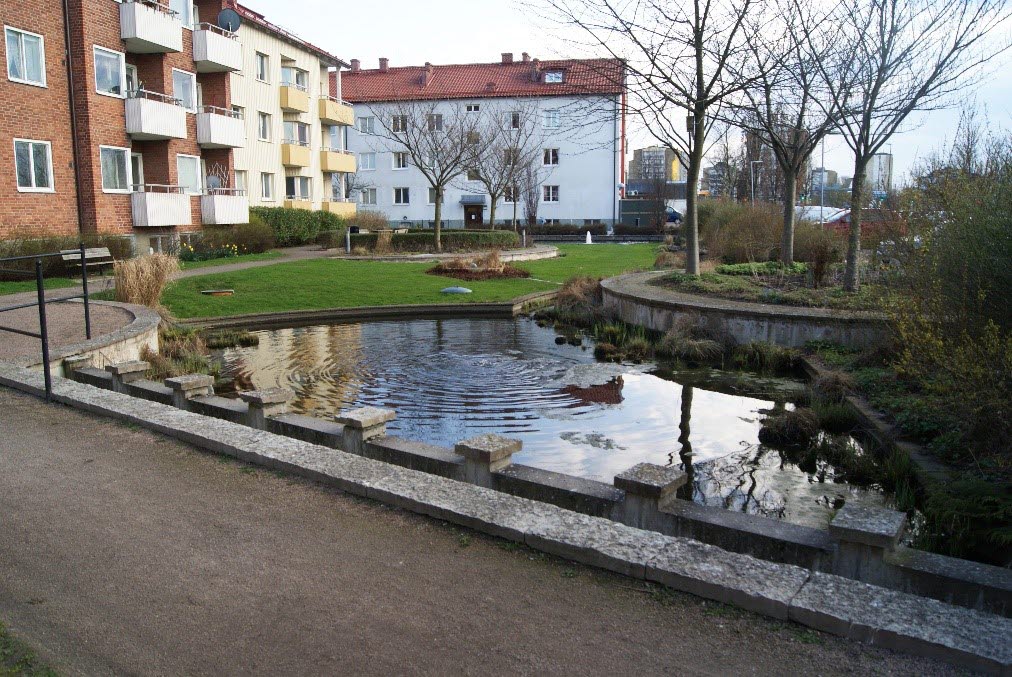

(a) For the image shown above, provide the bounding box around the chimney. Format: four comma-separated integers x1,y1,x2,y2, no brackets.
423,62,434,86
501,52,513,64
521,52,531,63
379,57,389,72
350,59,360,72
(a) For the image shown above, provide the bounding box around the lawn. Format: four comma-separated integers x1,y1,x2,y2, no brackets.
178,251,282,270
0,276,78,297
162,244,656,318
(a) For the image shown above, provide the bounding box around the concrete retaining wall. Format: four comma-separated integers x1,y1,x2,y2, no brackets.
601,272,890,350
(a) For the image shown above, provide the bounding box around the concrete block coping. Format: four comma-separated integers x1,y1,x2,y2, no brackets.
455,434,522,464
830,504,907,549
0,362,1009,673
614,463,687,499
336,406,396,429
239,388,293,406
105,360,149,376
164,374,215,391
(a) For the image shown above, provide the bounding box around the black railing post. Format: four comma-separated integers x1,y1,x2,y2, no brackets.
35,258,52,401
79,242,91,339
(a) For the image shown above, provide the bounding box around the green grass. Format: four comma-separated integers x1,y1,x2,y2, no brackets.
178,251,282,270
654,272,888,311
162,244,656,319
0,620,58,676
0,277,78,297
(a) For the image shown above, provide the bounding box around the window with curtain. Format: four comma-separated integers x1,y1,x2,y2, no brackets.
176,155,201,194
285,176,310,199
172,70,196,111
5,27,45,86
169,0,192,27
94,47,124,96
261,173,274,199
14,140,52,191
100,147,129,192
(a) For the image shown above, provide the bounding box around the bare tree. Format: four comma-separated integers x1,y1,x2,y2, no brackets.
543,0,762,275
807,0,1011,290
518,158,550,227
465,102,544,230
734,1,843,264
341,169,373,202
367,101,479,251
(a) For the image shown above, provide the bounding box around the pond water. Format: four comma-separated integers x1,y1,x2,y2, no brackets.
218,317,886,529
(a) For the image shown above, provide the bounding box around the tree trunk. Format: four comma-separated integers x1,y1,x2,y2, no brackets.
512,200,518,232
843,161,867,291
780,169,798,266
684,103,707,276
434,186,443,252
488,197,497,231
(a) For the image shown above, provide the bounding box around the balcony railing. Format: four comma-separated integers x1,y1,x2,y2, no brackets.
281,80,309,92
282,136,311,147
192,22,242,72
120,0,183,53
131,184,192,228
125,90,187,140
196,106,245,148
320,148,357,173
319,95,355,126
280,85,310,113
201,188,249,225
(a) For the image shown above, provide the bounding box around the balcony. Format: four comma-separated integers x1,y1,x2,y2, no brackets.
192,23,242,72
125,90,187,140
131,186,192,228
280,85,310,113
282,198,313,210
319,97,354,126
201,189,249,225
196,106,245,148
120,0,183,53
320,148,356,173
281,141,311,167
321,200,357,217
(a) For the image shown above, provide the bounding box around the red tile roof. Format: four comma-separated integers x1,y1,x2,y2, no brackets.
336,57,624,103
232,3,347,67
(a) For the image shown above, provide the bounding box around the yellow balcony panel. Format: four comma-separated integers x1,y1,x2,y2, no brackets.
320,149,356,173
322,200,357,217
282,199,313,210
319,98,354,125
281,143,311,167
280,85,310,113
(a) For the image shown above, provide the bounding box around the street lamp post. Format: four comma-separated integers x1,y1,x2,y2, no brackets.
750,160,763,205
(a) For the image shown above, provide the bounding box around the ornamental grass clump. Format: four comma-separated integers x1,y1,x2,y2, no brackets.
758,408,820,449
114,254,179,308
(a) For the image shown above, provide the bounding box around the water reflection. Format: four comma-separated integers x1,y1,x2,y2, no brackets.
219,317,885,528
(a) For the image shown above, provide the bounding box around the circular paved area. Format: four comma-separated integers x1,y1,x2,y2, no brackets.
0,300,134,363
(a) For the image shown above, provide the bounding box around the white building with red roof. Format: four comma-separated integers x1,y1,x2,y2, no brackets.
334,53,626,228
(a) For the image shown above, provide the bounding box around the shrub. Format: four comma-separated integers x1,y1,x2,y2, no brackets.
349,230,519,253
654,251,684,269
0,232,132,281
593,342,621,361
655,333,723,363
812,400,859,433
528,223,608,236
113,254,178,308
758,408,820,448
813,370,855,403
428,251,531,280
704,202,783,264
190,216,276,260
250,206,329,246
624,337,651,361
715,261,807,276
732,342,799,374
793,222,845,285
349,210,391,230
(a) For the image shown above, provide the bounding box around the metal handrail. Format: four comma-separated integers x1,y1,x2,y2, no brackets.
285,194,311,201
124,0,179,17
138,183,185,194
282,137,311,147
281,80,309,93
204,187,247,196
200,104,241,118
193,22,237,39
128,88,184,106
322,146,354,154
321,94,353,107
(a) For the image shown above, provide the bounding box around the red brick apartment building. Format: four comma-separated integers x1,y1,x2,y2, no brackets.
1,1,347,253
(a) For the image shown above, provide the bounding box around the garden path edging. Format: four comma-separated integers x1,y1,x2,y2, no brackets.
0,363,1008,674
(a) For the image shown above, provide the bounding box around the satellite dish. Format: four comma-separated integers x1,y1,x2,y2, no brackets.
217,8,242,32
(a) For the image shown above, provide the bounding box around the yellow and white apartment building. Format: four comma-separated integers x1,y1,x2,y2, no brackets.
230,6,356,217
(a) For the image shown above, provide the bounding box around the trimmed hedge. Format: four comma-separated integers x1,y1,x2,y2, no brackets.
526,224,608,236
715,261,808,276
250,206,349,247
350,230,519,253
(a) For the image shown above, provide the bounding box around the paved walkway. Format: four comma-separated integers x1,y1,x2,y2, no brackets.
0,387,948,676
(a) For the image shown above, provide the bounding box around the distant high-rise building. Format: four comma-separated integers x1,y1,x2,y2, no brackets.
628,146,686,182
811,167,838,189
868,153,893,193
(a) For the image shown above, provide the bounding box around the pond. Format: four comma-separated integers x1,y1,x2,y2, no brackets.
217,317,887,529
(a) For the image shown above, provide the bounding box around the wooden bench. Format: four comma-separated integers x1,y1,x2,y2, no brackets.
60,247,115,276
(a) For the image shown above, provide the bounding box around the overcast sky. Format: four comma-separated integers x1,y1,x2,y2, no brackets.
241,0,1012,186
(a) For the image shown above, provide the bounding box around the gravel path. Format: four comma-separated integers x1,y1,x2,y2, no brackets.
0,387,957,676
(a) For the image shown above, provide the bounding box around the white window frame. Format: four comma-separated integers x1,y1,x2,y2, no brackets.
466,103,480,113
543,109,560,129
544,71,564,84
93,46,126,99
504,185,518,203
168,0,193,28
130,152,145,192
283,120,310,146
359,152,376,171
99,145,132,194
285,175,311,200
357,116,375,134
176,154,202,195
543,148,559,166
543,185,560,202
260,172,275,201
510,111,521,130
5,26,47,88
171,67,197,112
13,138,54,193
234,170,247,194
360,187,377,205
257,111,271,141
391,115,408,133
393,187,410,205
255,52,269,83
393,152,409,170
427,187,444,205
427,113,443,131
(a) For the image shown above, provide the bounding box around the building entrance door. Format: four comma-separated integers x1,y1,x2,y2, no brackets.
464,205,484,227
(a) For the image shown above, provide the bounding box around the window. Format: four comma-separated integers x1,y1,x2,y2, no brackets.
359,152,376,171
125,63,138,95
510,112,520,129
281,66,308,91
285,176,311,200
504,148,519,165
169,0,192,27
93,46,125,97
504,185,519,202
327,125,340,151
171,69,196,111
13,139,53,192
466,104,480,113
427,113,443,131
234,170,247,194
257,112,271,141
360,187,377,205
255,52,269,82
543,148,559,166
393,152,409,169
231,105,244,119
391,115,408,133
427,187,444,204
99,146,130,193
543,109,560,128
357,116,375,134
260,172,274,200
283,121,309,145
466,169,480,181
543,185,559,202
394,187,409,204
176,155,201,194
5,27,45,87
544,71,564,84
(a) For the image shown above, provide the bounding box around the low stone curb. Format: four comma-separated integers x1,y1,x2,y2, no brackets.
0,363,1008,673
329,244,559,264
